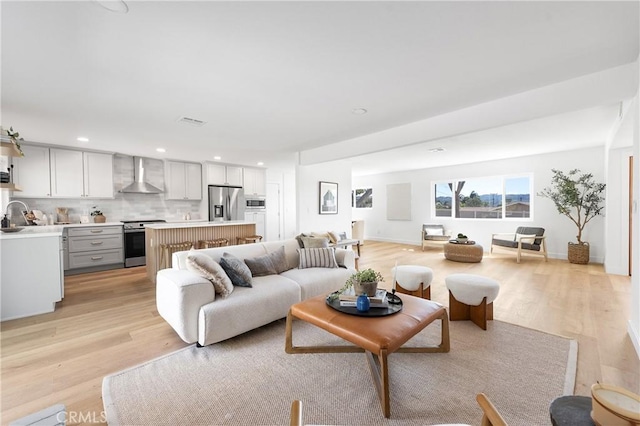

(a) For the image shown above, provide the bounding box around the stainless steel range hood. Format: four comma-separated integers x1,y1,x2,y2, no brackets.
120,156,163,194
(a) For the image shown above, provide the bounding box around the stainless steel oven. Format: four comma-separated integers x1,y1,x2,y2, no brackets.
122,220,166,267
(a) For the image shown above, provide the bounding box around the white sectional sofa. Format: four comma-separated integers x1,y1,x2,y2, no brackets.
156,238,356,346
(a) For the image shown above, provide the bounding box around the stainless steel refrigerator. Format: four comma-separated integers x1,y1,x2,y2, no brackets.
208,185,245,221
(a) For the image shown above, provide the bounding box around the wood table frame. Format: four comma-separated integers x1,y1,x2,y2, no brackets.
284,295,450,418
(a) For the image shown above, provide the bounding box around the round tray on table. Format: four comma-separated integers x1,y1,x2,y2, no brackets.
325,292,403,317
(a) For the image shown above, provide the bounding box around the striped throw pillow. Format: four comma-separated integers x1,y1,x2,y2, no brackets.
297,248,338,269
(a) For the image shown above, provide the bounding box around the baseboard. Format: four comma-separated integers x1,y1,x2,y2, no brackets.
628,320,640,360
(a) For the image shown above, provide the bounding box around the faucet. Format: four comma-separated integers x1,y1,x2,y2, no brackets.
4,200,30,225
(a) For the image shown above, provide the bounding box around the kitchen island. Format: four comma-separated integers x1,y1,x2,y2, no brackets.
0,228,64,321
144,221,256,283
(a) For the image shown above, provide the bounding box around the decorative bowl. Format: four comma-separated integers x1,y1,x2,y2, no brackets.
0,227,24,233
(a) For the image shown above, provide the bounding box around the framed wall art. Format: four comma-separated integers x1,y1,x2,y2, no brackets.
319,181,338,214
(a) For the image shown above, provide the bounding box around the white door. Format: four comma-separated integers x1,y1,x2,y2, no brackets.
266,183,280,242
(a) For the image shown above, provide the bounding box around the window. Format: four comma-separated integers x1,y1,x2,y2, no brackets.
433,175,531,219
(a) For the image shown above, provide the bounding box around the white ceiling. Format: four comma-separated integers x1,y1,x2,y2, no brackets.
1,1,638,174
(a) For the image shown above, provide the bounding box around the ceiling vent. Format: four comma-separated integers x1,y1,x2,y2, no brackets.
177,116,207,127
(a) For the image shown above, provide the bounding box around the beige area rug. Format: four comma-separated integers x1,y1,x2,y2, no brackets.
103,319,577,425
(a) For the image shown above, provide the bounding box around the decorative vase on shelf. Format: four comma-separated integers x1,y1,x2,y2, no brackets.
353,280,378,297
93,214,106,223
356,293,370,312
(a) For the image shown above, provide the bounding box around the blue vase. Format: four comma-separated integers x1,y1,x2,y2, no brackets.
356,293,370,312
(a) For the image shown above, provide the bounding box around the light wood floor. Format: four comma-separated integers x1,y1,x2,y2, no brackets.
1,241,638,424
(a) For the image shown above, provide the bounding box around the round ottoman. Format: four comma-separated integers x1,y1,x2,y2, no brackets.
444,243,483,263
549,396,595,426
391,265,433,299
445,274,500,330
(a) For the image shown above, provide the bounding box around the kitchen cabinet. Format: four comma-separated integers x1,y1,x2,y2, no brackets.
244,211,266,239
65,225,124,274
206,163,243,186
1,233,63,321
165,161,202,200
243,168,266,196
14,145,113,198
13,145,51,197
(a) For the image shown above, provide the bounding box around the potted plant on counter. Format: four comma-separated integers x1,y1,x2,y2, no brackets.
91,207,106,223
538,169,605,264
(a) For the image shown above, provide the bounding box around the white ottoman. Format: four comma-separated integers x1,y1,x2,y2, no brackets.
391,265,433,299
445,274,500,330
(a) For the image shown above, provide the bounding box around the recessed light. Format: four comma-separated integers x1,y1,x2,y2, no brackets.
428,147,446,153
156,148,166,153
257,162,264,166
352,108,368,115
77,137,89,142
213,156,221,160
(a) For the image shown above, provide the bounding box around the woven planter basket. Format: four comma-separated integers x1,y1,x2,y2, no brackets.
568,242,590,264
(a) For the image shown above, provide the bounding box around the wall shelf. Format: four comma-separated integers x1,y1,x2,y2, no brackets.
0,183,21,191
0,141,22,157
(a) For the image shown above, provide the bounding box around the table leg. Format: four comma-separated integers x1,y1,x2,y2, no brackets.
366,349,391,418
285,310,364,354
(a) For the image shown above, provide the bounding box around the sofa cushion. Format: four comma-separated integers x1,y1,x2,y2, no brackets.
327,231,339,244
186,250,234,298
219,253,253,287
298,247,338,269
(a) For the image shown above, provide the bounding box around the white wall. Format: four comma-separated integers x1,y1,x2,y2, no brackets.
353,147,607,262
296,160,353,235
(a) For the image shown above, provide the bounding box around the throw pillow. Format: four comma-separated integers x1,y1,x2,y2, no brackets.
294,233,309,248
338,232,348,241
219,253,253,287
269,245,291,274
245,246,291,276
186,250,234,298
327,231,339,244
297,247,338,269
301,236,329,248
425,227,444,236
516,233,538,244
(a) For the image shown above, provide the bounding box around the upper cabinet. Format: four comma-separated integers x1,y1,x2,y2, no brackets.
165,161,202,200
13,145,51,197
206,163,243,187
243,168,266,196
14,145,114,198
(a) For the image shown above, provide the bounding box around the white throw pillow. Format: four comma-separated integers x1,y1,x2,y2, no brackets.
515,233,537,244
186,250,234,298
297,248,338,269
425,227,444,236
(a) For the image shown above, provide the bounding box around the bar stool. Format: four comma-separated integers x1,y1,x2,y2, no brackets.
237,235,263,245
198,238,229,249
159,241,194,269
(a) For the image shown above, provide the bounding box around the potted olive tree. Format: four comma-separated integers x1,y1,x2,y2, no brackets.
538,169,605,264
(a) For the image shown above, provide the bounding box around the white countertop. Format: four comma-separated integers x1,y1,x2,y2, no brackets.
145,220,254,229
0,222,123,239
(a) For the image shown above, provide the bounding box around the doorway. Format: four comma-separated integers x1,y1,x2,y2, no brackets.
266,183,281,241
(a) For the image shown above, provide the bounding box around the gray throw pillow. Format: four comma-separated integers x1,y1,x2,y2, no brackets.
245,246,290,276
219,253,253,287
301,236,329,248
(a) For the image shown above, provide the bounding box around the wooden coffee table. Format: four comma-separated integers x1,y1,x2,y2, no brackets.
285,294,450,418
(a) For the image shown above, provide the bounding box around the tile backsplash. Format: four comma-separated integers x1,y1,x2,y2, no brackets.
10,154,204,223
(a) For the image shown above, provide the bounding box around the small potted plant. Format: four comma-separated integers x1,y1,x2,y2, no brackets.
456,233,468,243
345,268,384,297
91,207,106,223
